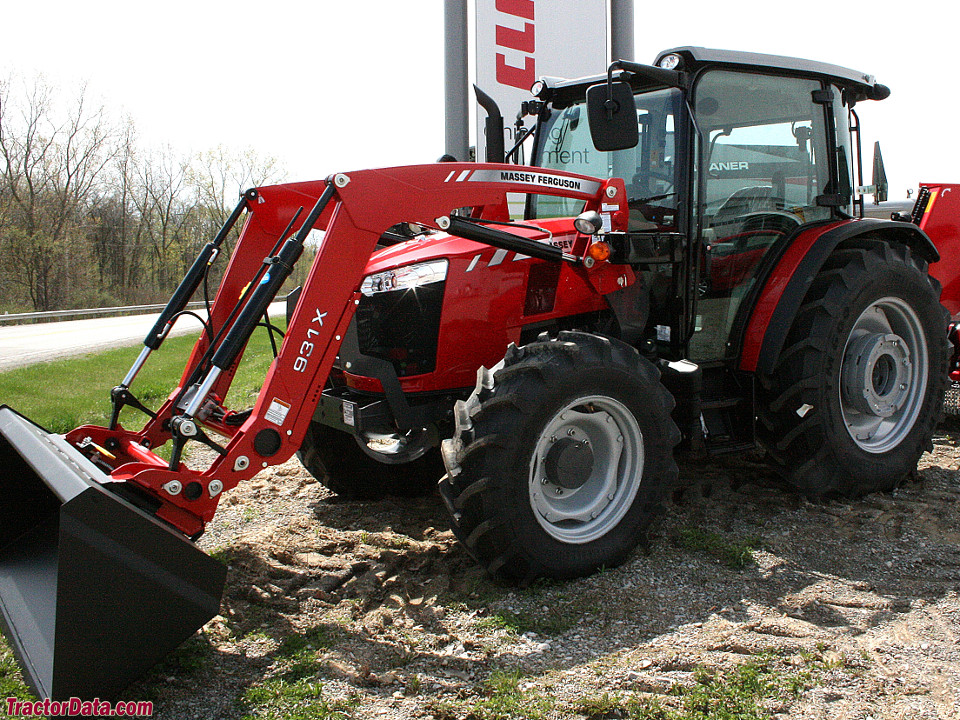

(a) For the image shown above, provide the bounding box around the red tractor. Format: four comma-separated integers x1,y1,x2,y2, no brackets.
0,46,955,699
305,47,954,579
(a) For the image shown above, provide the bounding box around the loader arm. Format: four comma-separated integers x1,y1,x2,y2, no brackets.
65,163,622,538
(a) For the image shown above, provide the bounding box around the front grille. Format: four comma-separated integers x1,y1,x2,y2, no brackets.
944,381,960,416
355,281,445,377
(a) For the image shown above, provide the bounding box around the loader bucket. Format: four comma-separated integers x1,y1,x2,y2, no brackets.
0,407,226,700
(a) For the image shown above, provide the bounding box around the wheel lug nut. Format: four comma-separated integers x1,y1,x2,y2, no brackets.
541,477,549,485
555,488,564,496
567,428,576,436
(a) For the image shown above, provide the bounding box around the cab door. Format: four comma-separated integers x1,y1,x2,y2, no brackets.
689,70,836,362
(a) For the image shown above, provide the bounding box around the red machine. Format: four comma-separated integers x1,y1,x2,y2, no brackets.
0,47,955,699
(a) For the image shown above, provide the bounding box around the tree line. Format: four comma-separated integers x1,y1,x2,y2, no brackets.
0,75,289,313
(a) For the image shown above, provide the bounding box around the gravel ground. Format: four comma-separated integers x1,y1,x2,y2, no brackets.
121,426,960,720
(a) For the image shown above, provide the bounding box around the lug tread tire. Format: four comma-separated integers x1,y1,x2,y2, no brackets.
439,331,680,582
758,240,948,499
297,422,442,500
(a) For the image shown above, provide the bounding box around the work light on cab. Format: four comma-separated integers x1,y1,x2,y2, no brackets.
658,53,682,70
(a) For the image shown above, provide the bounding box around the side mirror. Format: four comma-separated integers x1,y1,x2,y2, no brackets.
872,141,888,203
586,81,638,152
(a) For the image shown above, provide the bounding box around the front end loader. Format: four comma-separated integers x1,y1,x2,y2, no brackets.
0,165,622,699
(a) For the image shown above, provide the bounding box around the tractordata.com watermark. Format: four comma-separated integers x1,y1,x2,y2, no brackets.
5,697,153,717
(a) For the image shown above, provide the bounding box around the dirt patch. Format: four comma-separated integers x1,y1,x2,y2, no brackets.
124,429,960,719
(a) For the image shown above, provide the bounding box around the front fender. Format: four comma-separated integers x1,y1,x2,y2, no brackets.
740,218,938,376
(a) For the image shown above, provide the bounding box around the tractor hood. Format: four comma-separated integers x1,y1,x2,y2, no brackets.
362,218,577,277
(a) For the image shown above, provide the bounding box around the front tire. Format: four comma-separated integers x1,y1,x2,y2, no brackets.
440,332,680,582
758,240,948,498
297,422,442,499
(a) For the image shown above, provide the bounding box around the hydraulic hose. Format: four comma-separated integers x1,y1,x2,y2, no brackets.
143,191,253,350
208,183,335,374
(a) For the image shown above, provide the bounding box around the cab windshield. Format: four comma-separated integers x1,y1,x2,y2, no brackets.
531,87,683,229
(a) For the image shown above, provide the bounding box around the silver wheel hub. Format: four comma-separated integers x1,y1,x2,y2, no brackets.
839,298,928,453
529,395,643,544
842,333,911,417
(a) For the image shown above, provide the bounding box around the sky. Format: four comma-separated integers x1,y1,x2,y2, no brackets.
1,0,958,199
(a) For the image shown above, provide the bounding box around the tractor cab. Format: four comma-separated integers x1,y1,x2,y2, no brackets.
528,46,887,367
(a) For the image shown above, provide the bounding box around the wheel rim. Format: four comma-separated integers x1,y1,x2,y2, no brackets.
528,395,644,544
840,297,928,453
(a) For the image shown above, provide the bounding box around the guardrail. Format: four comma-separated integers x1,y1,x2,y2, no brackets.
0,302,209,326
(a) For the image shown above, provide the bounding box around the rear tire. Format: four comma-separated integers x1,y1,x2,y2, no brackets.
758,240,948,498
440,332,680,582
297,422,442,499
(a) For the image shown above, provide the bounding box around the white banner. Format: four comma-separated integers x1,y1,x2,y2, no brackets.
475,0,609,161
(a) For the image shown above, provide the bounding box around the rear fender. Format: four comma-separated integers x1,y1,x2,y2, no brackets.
740,218,939,376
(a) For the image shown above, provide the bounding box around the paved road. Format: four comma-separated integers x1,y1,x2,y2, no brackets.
0,302,286,371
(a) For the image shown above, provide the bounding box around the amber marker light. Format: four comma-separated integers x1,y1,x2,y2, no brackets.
587,241,611,262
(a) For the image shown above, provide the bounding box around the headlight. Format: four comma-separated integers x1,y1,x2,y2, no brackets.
360,259,449,296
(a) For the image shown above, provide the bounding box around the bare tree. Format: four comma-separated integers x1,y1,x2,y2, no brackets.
0,76,114,309
136,145,197,292
0,75,286,310
87,119,154,301
190,145,283,255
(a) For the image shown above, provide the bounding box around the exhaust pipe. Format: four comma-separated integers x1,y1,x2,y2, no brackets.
0,407,226,700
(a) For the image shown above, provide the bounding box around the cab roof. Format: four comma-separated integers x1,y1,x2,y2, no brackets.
657,46,884,100
541,46,887,103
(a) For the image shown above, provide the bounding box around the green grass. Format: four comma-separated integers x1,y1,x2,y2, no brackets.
0,637,37,704
662,654,814,720
0,320,284,433
675,528,764,570
475,607,577,636
238,624,351,719
272,624,342,683
429,652,835,720
571,652,827,720
152,633,214,676
432,670,553,720
240,679,359,720
277,624,340,657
